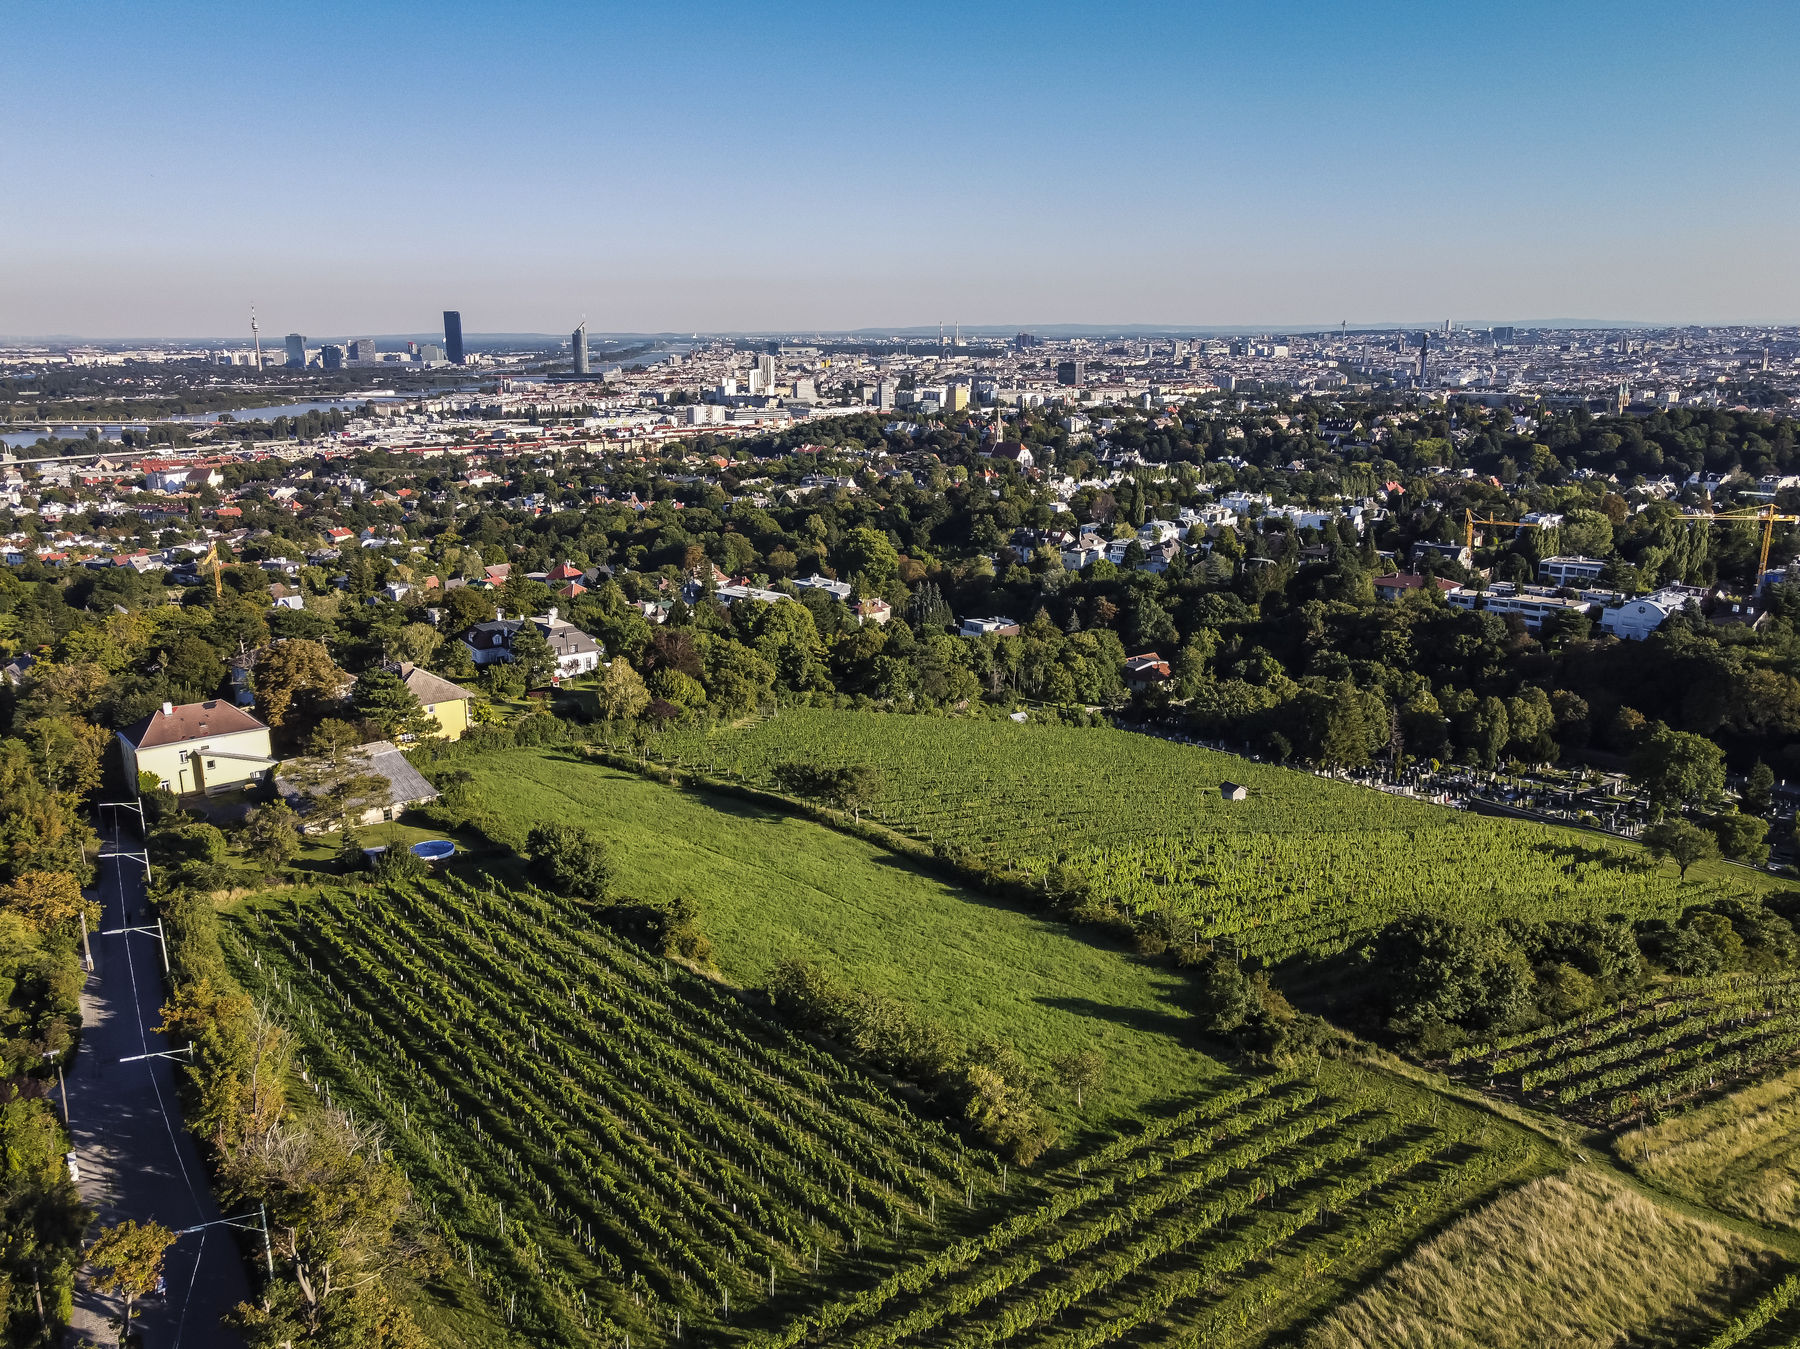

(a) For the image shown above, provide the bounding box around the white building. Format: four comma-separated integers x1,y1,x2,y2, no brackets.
1446,583,1593,632
1539,555,1608,586
1600,593,1679,640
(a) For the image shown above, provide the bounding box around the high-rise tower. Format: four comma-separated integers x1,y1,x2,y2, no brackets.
572,320,590,376
443,310,465,365
284,333,307,368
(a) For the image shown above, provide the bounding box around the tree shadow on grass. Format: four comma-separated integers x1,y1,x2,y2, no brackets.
1035,994,1200,1046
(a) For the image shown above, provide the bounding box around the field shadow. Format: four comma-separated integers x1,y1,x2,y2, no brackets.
1035,994,1199,1044
1534,838,1640,873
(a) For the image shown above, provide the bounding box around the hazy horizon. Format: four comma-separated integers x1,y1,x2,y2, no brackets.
4,0,1797,339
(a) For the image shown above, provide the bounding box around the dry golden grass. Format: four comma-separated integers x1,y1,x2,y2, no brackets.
1617,1067,1800,1231
1304,1169,1771,1349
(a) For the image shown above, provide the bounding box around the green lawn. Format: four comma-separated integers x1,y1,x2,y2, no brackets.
455,748,1226,1129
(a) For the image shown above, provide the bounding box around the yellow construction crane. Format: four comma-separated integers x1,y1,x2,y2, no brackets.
1699,505,1800,580
1462,510,1545,552
1464,504,1800,583
196,543,226,600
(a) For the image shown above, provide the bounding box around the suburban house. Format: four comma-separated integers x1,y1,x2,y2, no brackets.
275,740,440,832
1124,652,1173,689
1373,573,1460,602
960,616,1022,638
461,608,602,677
396,663,478,740
119,700,277,796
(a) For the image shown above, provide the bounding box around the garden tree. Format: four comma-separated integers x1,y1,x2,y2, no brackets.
159,978,291,1153
646,668,707,709
1642,819,1720,878
838,526,902,588
253,638,345,731
1706,811,1770,862
592,658,650,720
0,1097,87,1333
1742,760,1776,816
958,1042,1056,1164
439,584,496,633
0,738,99,883
85,1220,175,1339
226,1111,433,1349
1370,914,1536,1037
526,822,613,903
2,870,88,932
387,621,441,668
291,720,386,835
1534,962,1599,1019
506,621,558,687
828,764,882,819
1633,725,1726,810
1052,1048,1105,1109
24,714,110,797
1194,953,1254,1034
906,580,954,630
349,669,439,740
240,801,301,875
163,635,227,701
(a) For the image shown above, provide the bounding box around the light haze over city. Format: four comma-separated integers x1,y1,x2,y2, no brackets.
3,0,1798,337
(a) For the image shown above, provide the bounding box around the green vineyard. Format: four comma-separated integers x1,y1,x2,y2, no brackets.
227,877,1003,1344
1446,974,1800,1126
639,711,1757,960
225,880,1542,1348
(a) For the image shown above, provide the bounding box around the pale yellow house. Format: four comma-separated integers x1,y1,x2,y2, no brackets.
398,664,478,741
119,700,277,796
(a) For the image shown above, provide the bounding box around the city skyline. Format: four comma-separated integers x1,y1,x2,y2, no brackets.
3,0,1797,336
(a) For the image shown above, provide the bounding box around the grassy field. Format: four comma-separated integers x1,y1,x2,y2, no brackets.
212,724,1800,1349
641,711,1779,962
1302,1168,1782,1349
1619,1067,1800,1232
452,748,1226,1128
222,875,1555,1349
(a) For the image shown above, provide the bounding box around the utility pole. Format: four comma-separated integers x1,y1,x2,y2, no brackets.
41,1052,68,1125
102,920,170,974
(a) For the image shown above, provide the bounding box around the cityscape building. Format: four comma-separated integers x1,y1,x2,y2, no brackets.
572,321,589,376
283,333,306,368
443,311,465,365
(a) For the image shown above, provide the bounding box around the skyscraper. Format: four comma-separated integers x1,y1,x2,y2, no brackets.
320,344,345,371
348,338,378,364
1415,333,1429,382
572,321,589,376
284,333,307,368
443,311,465,365
757,353,776,391
1056,360,1085,387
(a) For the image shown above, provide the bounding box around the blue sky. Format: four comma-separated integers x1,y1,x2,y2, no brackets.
2,0,1796,336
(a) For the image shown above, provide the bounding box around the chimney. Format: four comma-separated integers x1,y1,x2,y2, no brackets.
161,701,174,716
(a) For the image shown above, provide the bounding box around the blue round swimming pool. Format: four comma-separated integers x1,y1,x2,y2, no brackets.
410,839,456,861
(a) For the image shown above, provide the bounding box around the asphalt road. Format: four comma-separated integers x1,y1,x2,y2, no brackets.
67,817,249,1348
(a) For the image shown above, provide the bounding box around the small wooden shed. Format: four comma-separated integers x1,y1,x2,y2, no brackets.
1220,781,1249,801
